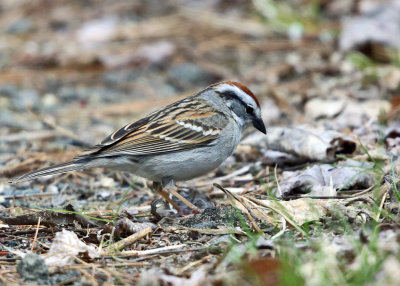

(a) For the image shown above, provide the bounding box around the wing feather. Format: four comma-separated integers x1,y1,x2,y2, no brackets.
78,98,229,158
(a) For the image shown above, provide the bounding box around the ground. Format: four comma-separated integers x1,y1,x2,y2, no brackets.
1,0,400,285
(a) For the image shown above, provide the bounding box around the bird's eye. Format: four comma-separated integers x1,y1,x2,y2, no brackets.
246,106,254,114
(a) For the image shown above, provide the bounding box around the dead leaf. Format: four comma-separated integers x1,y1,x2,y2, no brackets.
305,98,391,123
44,229,98,266
340,1,400,61
243,126,356,163
278,160,374,197
258,198,327,225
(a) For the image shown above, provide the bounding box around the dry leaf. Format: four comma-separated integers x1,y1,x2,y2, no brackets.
243,126,356,163
44,229,98,266
278,160,374,197
340,1,400,54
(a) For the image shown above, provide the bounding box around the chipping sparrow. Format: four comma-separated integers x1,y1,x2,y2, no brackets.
11,81,266,212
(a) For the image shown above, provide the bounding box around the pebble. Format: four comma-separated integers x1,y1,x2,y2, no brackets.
42,93,58,108
97,190,112,200
99,177,115,188
17,253,49,285
46,185,59,194
6,19,32,34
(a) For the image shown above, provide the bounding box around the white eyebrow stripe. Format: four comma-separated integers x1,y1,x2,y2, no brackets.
213,83,256,106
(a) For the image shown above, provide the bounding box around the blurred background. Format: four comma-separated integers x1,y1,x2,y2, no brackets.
1,0,400,175
3,1,400,285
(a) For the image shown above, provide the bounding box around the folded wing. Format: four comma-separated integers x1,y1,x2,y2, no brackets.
79,98,228,158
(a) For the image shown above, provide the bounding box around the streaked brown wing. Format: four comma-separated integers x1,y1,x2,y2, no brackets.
79,98,228,158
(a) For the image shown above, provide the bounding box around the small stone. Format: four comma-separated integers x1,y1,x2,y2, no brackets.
46,185,59,194
100,177,115,188
6,19,32,34
42,93,58,108
98,190,111,200
17,253,49,285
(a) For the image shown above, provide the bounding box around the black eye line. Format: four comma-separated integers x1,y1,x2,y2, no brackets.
218,90,253,111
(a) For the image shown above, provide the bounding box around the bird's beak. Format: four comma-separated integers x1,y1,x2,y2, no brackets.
253,117,267,134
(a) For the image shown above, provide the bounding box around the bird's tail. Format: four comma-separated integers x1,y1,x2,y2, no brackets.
9,159,88,183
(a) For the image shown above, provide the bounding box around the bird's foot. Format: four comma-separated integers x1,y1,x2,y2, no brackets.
153,181,201,215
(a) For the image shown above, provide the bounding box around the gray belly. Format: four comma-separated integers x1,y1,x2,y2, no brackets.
135,144,233,181
100,122,242,183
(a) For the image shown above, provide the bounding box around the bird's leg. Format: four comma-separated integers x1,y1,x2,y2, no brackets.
153,181,181,212
162,179,201,214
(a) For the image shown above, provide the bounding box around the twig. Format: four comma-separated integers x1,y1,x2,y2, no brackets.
30,217,41,252
214,183,263,233
72,256,99,286
179,226,246,235
60,262,150,269
344,197,375,207
246,196,308,237
3,193,56,200
168,188,201,213
53,276,81,286
375,191,388,222
274,164,282,198
349,185,375,197
103,226,153,253
78,268,99,286
176,255,211,275
271,217,286,240
103,244,187,257
101,268,129,286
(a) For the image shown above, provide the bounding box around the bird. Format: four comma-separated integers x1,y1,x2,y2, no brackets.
10,81,266,213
